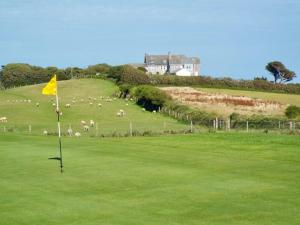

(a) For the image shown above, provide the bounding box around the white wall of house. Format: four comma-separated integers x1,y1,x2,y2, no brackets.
175,68,192,76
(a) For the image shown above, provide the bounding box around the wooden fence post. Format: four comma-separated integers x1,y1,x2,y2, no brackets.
190,121,193,133
129,121,133,137
215,117,218,130
246,121,249,132
29,124,32,133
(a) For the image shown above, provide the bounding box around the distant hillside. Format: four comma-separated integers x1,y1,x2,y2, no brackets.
0,79,186,136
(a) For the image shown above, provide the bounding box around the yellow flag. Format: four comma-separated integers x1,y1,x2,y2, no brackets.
42,75,57,95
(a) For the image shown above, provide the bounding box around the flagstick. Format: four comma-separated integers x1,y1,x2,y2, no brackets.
56,90,64,173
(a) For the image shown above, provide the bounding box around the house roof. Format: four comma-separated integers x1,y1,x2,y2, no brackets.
145,54,200,65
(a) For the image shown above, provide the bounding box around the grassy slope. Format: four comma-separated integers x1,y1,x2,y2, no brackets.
198,87,300,106
0,132,299,225
0,79,186,135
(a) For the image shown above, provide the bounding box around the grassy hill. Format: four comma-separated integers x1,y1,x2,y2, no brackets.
0,132,299,225
0,79,186,135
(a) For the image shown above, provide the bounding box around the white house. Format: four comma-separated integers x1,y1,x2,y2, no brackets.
144,52,200,76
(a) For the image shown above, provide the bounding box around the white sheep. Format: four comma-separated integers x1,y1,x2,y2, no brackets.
43,130,48,136
83,125,89,132
75,132,81,137
90,120,95,127
36,102,40,107
89,102,93,106
152,110,157,114
65,103,71,108
142,108,146,112
81,120,86,126
28,100,31,103
0,117,8,123
98,103,102,107
67,127,73,136
52,103,56,107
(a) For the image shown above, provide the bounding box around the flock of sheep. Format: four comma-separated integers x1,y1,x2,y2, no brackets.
1,95,154,137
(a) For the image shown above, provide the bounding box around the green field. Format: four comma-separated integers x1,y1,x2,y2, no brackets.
198,87,300,106
0,79,187,135
0,132,299,225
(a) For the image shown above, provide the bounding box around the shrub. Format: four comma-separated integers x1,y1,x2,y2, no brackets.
285,105,300,119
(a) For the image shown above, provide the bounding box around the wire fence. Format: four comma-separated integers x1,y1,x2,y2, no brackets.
0,119,299,137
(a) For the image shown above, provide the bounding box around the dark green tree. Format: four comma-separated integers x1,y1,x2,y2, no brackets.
266,61,296,83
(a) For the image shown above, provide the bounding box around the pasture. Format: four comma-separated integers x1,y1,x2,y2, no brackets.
0,79,186,136
0,132,299,225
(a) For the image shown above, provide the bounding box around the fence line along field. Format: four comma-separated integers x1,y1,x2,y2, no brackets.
0,132,299,225
0,79,186,136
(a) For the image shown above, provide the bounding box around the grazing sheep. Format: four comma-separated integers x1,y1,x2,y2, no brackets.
52,103,56,107
75,132,81,137
90,120,95,127
59,112,63,116
72,100,76,104
67,127,73,136
65,103,71,108
89,102,93,106
83,125,89,132
36,102,40,107
98,103,102,107
43,130,48,136
28,100,31,103
81,120,86,126
126,103,129,106
142,108,146,112
0,117,8,123
152,110,157,114
117,109,125,117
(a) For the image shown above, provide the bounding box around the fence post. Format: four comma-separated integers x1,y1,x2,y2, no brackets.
129,121,133,137
29,124,32,133
278,121,281,129
246,121,249,132
190,121,193,133
289,121,293,131
215,117,218,130
96,122,98,137
227,118,231,131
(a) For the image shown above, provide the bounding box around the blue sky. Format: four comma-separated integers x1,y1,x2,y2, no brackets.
0,0,299,82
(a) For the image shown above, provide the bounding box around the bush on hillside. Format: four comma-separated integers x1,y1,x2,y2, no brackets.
131,85,171,111
285,105,300,119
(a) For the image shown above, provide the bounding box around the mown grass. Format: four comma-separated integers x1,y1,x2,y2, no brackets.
0,79,186,135
0,132,299,225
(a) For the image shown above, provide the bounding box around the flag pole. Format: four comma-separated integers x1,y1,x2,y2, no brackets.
55,84,64,173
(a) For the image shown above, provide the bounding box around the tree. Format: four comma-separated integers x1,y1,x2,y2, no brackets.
266,61,296,83
285,105,300,119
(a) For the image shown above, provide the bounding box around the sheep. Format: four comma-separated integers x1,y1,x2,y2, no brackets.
152,110,157,114
83,125,89,132
43,130,48,136
116,109,126,117
125,103,129,106
67,127,73,136
80,99,84,102
65,103,71,108
36,102,40,107
142,108,146,112
72,100,76,104
89,102,93,106
90,120,95,127
74,132,81,137
80,120,86,126
98,103,102,107
0,117,8,123
52,103,56,107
